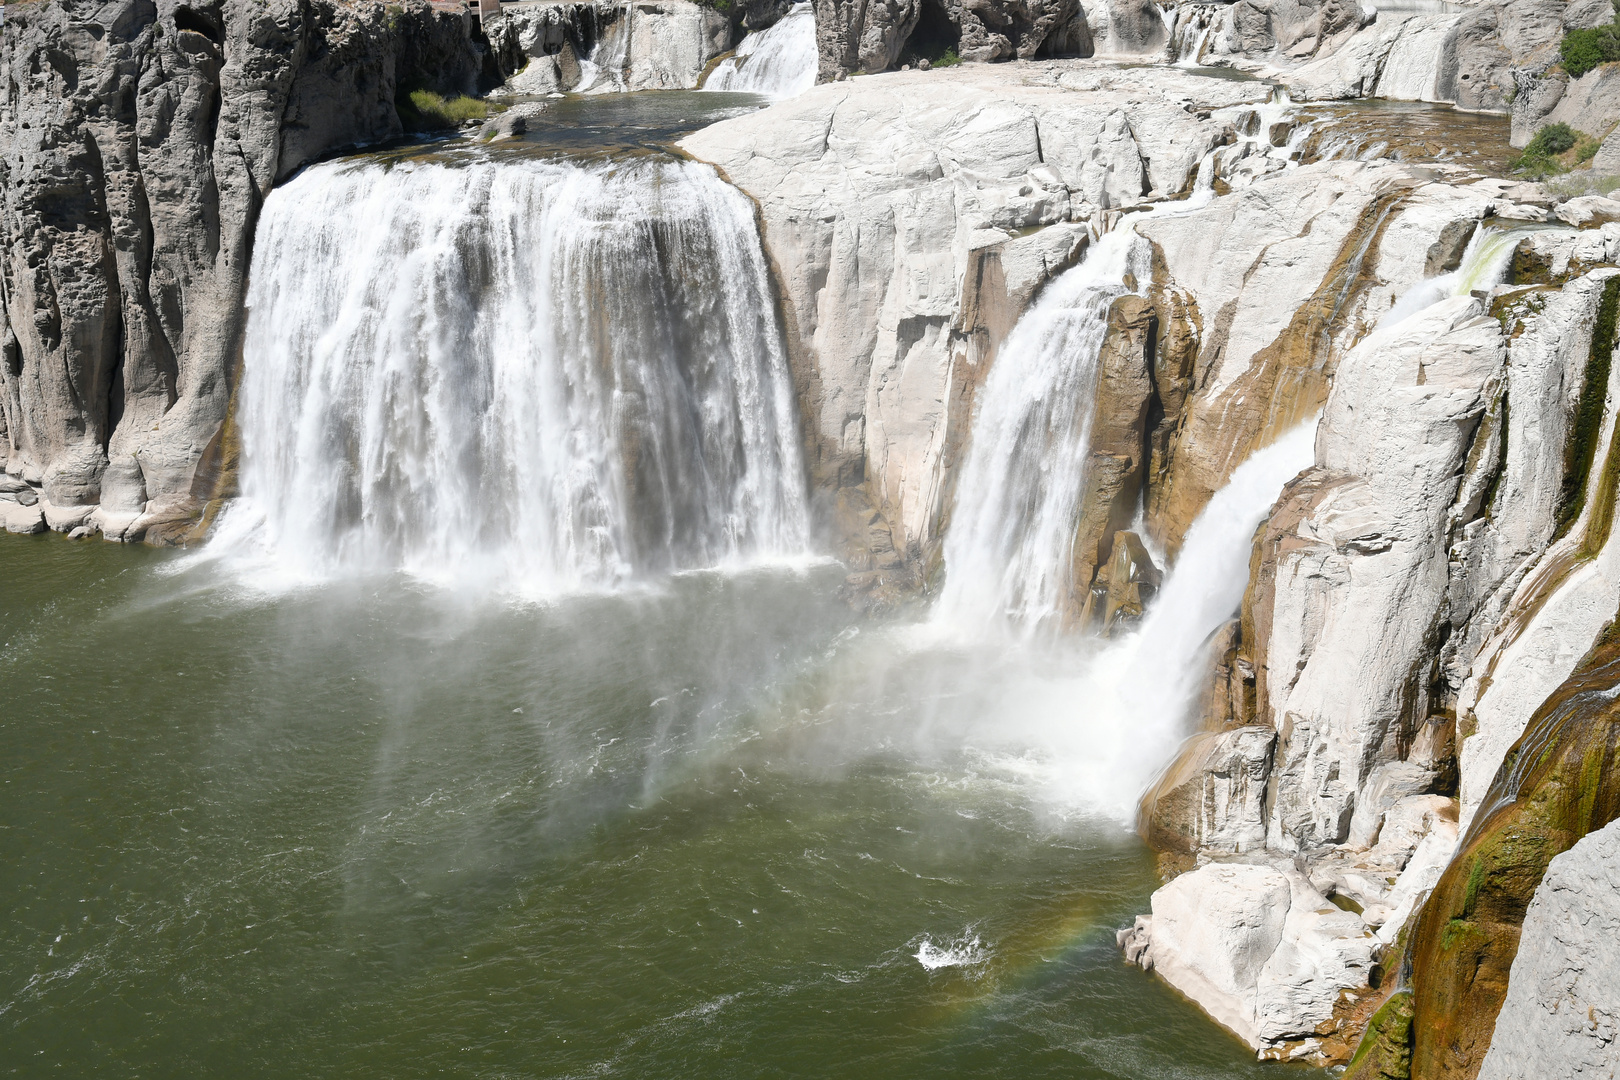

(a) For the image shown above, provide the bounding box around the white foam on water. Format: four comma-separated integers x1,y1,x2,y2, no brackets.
913,929,989,971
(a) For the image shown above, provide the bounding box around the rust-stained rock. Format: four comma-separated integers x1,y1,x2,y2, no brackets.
1138,724,1276,854
1064,295,1158,619
1405,629,1620,1080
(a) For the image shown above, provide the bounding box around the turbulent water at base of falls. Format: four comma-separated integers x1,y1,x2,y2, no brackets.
216,156,808,592
1098,422,1318,759
702,3,817,97
1379,227,1521,329
934,229,1149,631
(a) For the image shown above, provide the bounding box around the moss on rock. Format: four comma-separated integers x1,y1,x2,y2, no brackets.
1406,631,1620,1079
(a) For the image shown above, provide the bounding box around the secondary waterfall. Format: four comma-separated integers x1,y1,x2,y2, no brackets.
935,230,1149,630
702,3,818,97
1088,421,1319,791
1375,15,1463,102
1378,226,1520,329
1165,3,1222,65
225,155,808,590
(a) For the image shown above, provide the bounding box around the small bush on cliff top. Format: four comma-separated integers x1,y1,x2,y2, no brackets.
1511,122,1585,177
1561,27,1619,78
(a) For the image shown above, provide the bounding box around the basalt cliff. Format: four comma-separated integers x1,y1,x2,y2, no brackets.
7,0,1620,1075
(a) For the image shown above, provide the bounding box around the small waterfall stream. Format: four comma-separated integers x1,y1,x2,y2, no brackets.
936,230,1148,630
223,156,808,590
1379,226,1522,329
702,2,818,97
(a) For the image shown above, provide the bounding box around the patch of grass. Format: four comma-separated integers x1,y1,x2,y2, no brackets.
1547,172,1620,199
400,89,492,131
933,47,962,68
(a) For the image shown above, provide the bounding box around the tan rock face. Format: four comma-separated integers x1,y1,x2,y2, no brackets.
1066,296,1158,618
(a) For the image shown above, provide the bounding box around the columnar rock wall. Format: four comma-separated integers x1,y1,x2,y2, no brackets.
0,0,482,542
487,0,732,92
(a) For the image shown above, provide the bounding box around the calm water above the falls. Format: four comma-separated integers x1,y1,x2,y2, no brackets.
0,536,1287,1079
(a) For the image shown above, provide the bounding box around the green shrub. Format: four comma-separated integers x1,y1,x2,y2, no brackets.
1561,27,1617,78
933,47,961,68
1511,123,1585,177
402,89,491,130
1530,122,1578,156
1578,134,1602,163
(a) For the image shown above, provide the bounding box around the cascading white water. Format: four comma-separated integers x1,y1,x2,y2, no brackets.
702,2,818,97
1166,3,1219,66
1081,420,1319,794
219,155,808,592
1378,226,1522,329
576,7,631,93
911,420,1319,819
934,230,1150,630
937,170,1224,631
1374,15,1462,102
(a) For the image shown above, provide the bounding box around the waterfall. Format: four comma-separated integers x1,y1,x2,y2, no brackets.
1099,421,1319,785
935,229,1149,630
221,156,808,592
1374,15,1462,102
576,6,631,93
702,3,818,97
1167,4,1219,66
936,171,1221,632
1378,227,1521,330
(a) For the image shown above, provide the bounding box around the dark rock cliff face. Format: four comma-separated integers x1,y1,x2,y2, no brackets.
0,0,481,542
811,0,1088,78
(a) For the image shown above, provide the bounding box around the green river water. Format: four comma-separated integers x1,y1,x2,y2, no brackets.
0,534,1285,1078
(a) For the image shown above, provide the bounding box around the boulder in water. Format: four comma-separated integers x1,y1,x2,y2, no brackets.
1122,859,1377,1063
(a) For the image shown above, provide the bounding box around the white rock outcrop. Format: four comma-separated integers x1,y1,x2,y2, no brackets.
1258,296,1503,851
1477,818,1620,1080
1119,859,1376,1057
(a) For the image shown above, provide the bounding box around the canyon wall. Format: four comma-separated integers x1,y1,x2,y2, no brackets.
7,0,1620,1072
0,0,483,542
